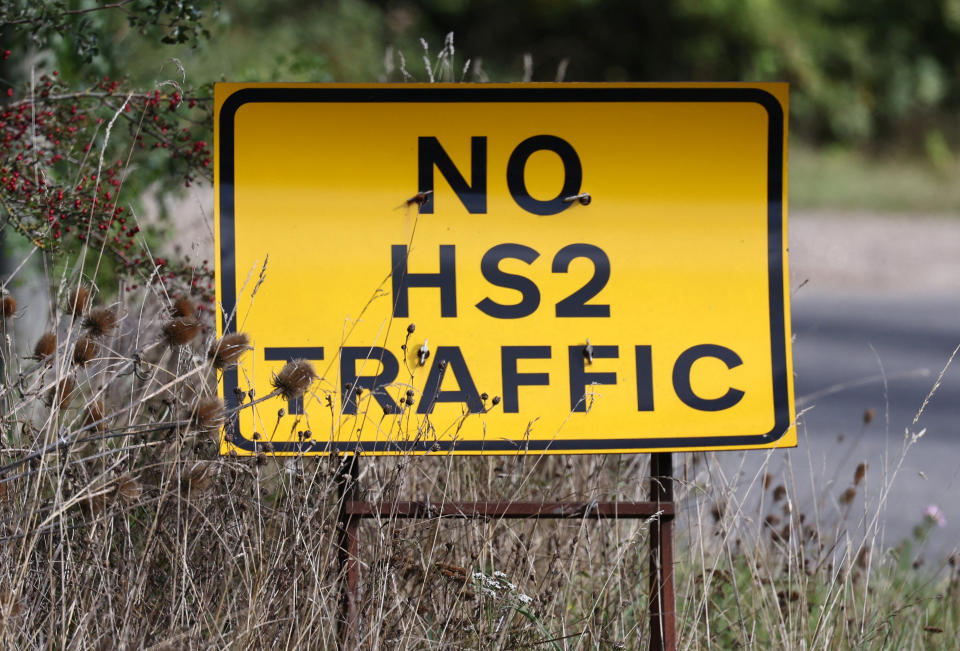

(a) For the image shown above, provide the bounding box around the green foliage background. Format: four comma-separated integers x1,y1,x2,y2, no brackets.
410,0,960,150
8,0,960,150
4,0,960,221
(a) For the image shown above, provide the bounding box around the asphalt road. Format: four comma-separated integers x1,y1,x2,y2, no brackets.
786,289,960,561
704,208,960,564
782,211,960,562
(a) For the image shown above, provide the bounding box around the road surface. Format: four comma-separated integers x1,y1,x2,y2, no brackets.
741,212,960,562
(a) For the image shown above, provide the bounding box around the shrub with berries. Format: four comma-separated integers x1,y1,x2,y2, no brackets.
0,72,214,294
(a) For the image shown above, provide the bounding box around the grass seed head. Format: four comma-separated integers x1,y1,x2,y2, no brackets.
83,307,118,338
73,337,99,366
271,359,317,401
161,318,200,347
33,331,57,360
67,286,91,316
1,294,16,319
208,332,252,368
171,296,195,318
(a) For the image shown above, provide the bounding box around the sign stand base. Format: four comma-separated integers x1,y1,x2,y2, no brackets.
335,453,677,650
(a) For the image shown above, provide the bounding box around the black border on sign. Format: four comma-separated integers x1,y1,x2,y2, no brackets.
217,86,790,454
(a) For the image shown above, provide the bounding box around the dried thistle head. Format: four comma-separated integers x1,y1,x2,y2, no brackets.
66,286,91,316
709,501,725,523
855,545,871,570
0,589,23,618
46,376,75,410
839,486,857,506
854,462,868,486
191,397,225,432
115,473,142,503
76,490,111,517
208,332,251,369
772,485,787,502
180,461,217,494
161,318,200,347
84,399,108,432
73,337,99,366
271,359,316,401
33,332,57,360
1,295,15,319
171,297,195,319
83,307,118,338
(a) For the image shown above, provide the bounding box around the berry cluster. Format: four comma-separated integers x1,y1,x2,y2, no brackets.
0,72,213,294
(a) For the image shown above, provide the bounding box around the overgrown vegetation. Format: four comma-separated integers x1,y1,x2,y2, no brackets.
1,3,958,649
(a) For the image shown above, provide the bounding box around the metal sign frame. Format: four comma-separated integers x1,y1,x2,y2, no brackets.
335,453,677,650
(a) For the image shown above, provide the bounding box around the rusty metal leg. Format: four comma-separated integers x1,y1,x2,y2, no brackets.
649,452,677,651
337,455,360,648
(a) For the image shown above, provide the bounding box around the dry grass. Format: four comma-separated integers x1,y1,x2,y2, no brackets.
1,285,957,648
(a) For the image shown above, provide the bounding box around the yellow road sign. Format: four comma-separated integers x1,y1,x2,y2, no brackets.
214,83,795,455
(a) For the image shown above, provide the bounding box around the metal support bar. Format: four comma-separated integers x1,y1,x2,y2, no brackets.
336,454,677,649
649,452,677,651
336,455,360,649
345,500,673,519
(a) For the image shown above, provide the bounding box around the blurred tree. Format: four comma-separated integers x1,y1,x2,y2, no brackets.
7,1,960,153
1,0,214,68
401,0,960,148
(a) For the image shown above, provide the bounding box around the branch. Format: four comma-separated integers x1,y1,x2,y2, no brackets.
2,1,139,27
